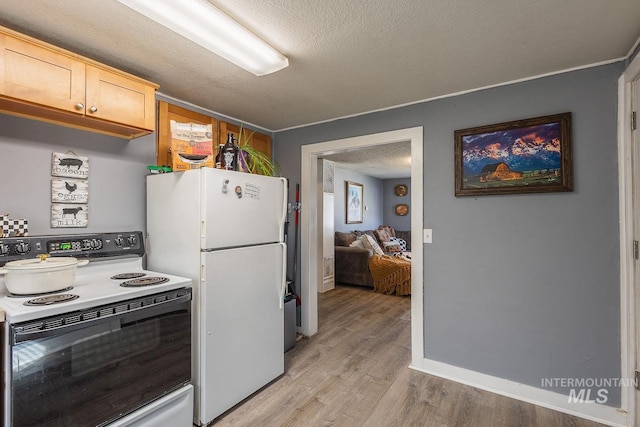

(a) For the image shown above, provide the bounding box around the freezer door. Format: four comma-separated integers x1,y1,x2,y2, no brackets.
199,243,286,424
201,168,287,249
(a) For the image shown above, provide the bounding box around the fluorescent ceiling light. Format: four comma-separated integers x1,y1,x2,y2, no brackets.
117,0,289,76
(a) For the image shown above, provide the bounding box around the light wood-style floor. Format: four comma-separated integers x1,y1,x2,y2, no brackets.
213,285,605,427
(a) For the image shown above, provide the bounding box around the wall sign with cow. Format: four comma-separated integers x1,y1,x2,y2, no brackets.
51,152,89,228
51,204,88,228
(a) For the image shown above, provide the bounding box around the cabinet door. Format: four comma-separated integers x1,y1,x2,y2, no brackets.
219,122,274,175
85,65,155,131
219,121,272,158
0,33,85,114
156,101,218,166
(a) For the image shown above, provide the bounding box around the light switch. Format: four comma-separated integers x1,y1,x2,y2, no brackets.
423,229,432,243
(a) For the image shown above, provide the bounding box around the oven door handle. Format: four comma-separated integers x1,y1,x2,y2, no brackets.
120,299,191,327
12,293,191,344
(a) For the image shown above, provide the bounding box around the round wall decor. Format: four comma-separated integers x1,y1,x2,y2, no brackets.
395,203,409,216
394,184,408,196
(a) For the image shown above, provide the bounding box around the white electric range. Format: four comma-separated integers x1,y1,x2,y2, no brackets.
0,231,194,427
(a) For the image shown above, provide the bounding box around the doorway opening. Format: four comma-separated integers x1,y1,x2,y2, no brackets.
618,52,640,426
299,127,424,366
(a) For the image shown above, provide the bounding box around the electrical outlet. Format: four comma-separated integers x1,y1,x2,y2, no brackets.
423,229,432,243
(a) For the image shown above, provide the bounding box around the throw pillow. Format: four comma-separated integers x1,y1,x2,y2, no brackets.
349,239,364,248
335,231,356,247
394,230,410,250
374,228,391,243
378,225,396,238
382,241,402,252
363,230,380,245
390,236,407,251
361,234,384,256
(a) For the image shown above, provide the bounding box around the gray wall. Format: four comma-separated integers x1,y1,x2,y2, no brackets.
333,166,383,232
383,178,411,230
0,114,155,235
0,62,624,407
0,93,270,237
274,63,623,405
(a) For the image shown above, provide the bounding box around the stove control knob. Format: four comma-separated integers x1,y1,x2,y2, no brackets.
0,244,9,256
114,237,124,247
127,236,137,246
15,242,30,254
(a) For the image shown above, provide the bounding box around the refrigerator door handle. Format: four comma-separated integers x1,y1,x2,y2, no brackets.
279,242,287,310
279,178,287,240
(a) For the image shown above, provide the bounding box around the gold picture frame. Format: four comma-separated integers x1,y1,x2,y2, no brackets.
395,203,409,216
394,184,408,196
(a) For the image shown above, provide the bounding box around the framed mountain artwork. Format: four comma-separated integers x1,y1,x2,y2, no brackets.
454,112,573,196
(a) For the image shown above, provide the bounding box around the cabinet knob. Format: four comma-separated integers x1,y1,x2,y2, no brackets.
89,106,98,113
75,102,85,110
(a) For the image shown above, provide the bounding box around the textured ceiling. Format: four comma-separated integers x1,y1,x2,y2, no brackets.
0,1,638,179
0,0,638,134
323,142,412,179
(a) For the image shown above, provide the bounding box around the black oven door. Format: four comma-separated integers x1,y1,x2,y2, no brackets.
8,288,191,427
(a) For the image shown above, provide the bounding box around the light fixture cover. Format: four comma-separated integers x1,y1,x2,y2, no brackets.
117,0,289,76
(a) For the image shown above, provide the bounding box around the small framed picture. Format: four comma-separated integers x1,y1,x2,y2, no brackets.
346,181,363,224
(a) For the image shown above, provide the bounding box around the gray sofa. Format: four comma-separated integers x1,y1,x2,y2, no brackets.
334,227,411,288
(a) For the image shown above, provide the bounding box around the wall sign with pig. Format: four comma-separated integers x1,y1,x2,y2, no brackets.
51,152,89,179
51,151,89,228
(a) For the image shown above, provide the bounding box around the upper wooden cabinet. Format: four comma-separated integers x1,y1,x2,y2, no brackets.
219,121,272,160
0,25,158,139
0,34,86,114
156,103,273,174
157,101,218,167
85,65,156,131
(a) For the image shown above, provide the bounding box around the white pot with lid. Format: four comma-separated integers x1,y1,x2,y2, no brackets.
0,254,89,295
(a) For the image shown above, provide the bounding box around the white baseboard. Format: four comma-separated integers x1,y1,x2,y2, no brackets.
410,358,628,427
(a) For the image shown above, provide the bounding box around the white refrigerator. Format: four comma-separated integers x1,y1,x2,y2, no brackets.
146,168,287,426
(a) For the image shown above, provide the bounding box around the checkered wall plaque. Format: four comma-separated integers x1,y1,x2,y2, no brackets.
1,215,28,237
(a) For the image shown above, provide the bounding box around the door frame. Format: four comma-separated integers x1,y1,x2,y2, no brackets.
619,52,640,425
300,127,424,365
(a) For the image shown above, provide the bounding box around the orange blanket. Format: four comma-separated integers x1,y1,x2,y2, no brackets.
368,254,411,296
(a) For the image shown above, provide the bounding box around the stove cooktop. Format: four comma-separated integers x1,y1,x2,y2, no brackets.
0,233,191,323
0,258,191,323
23,293,80,306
